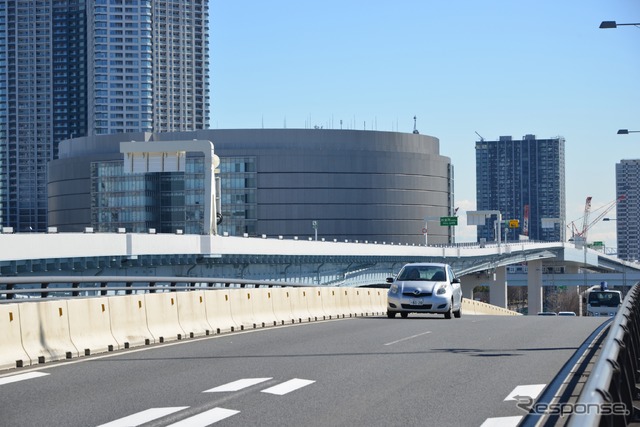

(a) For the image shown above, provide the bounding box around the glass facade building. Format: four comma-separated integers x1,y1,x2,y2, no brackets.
0,0,209,232
91,156,257,236
475,134,566,242
616,159,640,261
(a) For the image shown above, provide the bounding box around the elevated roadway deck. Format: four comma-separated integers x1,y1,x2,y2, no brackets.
0,231,638,312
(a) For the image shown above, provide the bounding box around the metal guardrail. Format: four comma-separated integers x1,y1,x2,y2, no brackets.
0,276,312,301
568,283,640,426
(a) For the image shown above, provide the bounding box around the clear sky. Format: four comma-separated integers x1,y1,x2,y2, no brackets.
209,1,640,250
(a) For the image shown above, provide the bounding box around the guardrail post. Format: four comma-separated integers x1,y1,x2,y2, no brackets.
100,283,108,296
5,283,14,300
149,282,156,294
125,282,132,295
42,282,49,298
170,282,177,292
72,282,79,297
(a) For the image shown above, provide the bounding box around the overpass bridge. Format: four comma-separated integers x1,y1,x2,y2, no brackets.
0,231,638,313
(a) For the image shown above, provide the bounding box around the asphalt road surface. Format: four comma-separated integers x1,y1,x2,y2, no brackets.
0,314,607,427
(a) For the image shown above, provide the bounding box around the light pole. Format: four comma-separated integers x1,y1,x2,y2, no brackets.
599,21,640,29
617,129,640,135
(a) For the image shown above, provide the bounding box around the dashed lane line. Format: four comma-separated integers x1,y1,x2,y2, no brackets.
261,378,316,395
480,384,547,427
480,416,523,427
203,377,272,392
166,407,240,427
504,384,546,401
383,331,432,346
0,371,49,386
96,407,189,427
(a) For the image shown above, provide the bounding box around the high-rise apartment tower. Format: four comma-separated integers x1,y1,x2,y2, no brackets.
0,0,210,231
475,134,565,242
616,159,640,261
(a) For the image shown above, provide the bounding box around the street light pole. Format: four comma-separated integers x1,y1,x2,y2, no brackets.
599,21,640,29
617,129,640,135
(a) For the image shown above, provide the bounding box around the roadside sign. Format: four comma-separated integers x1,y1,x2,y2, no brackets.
440,216,458,226
508,219,520,228
592,241,604,247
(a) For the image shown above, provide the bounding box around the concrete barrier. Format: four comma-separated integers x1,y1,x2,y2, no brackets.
362,288,386,315
336,288,353,317
306,289,327,321
144,293,186,343
108,295,154,348
319,287,343,319
461,298,521,316
346,288,367,316
0,304,30,370
176,290,213,338
67,298,119,356
19,300,79,364
289,288,312,322
204,289,239,333
374,288,388,313
250,288,279,327
271,288,295,324
228,289,257,330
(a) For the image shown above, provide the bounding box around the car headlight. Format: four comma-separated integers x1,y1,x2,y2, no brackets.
436,284,447,295
389,284,398,294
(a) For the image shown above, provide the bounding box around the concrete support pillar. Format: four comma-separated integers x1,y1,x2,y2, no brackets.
489,266,508,309
460,277,477,300
527,259,543,315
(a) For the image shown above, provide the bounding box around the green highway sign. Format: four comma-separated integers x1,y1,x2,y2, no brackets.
592,241,604,247
440,216,458,226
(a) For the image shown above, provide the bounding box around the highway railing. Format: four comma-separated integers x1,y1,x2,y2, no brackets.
568,283,640,426
0,276,311,300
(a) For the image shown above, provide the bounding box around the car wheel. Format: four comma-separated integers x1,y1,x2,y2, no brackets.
400,312,409,318
387,311,397,318
454,304,462,318
444,301,453,319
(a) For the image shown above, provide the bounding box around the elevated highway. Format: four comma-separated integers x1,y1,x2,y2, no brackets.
0,231,638,313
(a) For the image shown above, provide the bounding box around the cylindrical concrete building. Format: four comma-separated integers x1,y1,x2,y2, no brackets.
48,128,455,245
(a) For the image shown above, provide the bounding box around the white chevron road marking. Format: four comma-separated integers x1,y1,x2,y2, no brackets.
203,377,272,392
261,378,315,395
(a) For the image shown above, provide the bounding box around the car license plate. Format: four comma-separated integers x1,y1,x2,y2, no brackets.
411,298,423,306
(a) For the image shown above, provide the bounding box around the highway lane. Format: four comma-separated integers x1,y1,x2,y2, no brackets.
0,314,607,427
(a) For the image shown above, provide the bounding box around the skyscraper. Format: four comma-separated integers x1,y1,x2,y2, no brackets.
616,159,640,261
0,0,210,232
475,134,565,242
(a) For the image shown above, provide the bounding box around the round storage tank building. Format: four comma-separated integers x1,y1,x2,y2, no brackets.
48,128,455,245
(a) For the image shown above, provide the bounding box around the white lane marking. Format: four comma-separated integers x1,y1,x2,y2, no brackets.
504,384,546,401
384,331,432,346
96,407,188,427
480,416,523,427
0,371,49,386
166,407,240,427
261,378,315,395
203,378,272,393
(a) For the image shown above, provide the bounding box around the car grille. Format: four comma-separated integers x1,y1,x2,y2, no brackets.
402,292,432,297
401,304,433,309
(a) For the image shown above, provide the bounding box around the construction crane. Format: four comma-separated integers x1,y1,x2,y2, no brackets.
568,195,625,245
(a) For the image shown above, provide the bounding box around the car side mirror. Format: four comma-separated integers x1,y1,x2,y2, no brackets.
386,277,394,283
452,277,461,284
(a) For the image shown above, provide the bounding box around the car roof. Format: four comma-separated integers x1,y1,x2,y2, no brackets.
402,262,449,267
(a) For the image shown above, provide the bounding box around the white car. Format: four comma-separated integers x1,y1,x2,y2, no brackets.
387,262,463,319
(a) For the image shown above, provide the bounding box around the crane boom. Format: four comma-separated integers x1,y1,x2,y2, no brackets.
581,194,625,241
580,196,592,240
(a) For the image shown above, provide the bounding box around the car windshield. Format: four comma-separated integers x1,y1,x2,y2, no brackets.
588,291,621,307
397,266,446,281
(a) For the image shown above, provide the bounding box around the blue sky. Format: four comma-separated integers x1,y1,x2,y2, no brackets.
209,1,640,249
